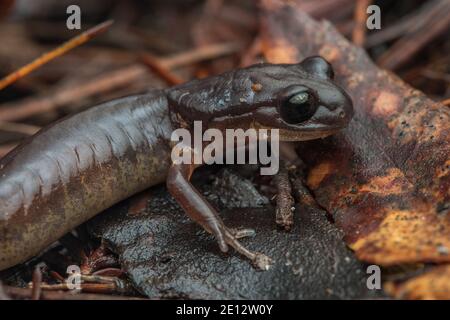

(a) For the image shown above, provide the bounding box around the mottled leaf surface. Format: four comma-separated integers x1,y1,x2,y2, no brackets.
260,2,449,298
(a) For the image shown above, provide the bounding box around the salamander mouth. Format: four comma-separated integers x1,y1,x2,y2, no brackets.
253,121,344,141
278,128,340,141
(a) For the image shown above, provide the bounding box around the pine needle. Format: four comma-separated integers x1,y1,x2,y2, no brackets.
0,20,114,91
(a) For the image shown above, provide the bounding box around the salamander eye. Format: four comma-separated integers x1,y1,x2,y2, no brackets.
280,91,317,124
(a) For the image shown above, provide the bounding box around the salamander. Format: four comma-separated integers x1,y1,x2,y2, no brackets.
0,56,353,271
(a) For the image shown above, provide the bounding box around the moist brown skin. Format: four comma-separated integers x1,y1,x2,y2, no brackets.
0,56,353,271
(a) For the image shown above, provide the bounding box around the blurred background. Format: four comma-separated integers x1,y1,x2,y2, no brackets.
0,0,448,154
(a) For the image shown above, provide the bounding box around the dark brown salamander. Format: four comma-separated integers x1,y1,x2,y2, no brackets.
0,57,353,271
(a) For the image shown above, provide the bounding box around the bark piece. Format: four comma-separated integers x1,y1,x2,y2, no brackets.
88,167,380,299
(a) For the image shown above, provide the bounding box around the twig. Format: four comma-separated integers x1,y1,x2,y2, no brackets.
421,69,450,83
31,266,43,300
92,268,124,277
0,65,145,122
26,272,128,295
366,0,449,48
365,11,418,48
0,20,113,91
80,274,119,284
0,282,10,300
49,271,65,283
377,0,450,70
0,42,241,122
35,275,128,294
352,0,372,46
240,36,263,67
0,143,17,158
92,268,125,278
4,286,147,300
158,42,241,68
0,121,41,135
140,53,184,85
38,282,116,293
296,0,354,18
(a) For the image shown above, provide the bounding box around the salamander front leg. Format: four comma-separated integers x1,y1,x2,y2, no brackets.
166,162,272,270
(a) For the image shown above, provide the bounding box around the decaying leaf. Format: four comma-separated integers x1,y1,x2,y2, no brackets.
385,265,450,299
259,1,449,297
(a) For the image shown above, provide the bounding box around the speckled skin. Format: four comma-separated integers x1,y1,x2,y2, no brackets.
0,57,353,270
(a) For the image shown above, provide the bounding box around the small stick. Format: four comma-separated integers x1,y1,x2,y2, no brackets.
31,266,43,300
37,276,127,294
0,42,241,122
0,121,41,135
421,69,450,83
158,42,241,68
440,98,450,106
38,282,117,293
0,65,145,122
240,36,263,67
140,53,184,85
80,274,118,284
377,0,450,70
0,282,10,300
92,268,124,277
365,13,416,48
4,285,147,300
352,0,372,46
0,20,113,91
0,143,17,158
297,0,354,18
367,0,448,48
49,270,65,283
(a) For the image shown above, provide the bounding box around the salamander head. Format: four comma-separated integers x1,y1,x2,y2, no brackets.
167,56,353,141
